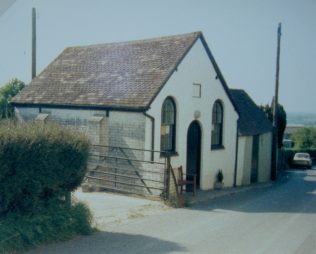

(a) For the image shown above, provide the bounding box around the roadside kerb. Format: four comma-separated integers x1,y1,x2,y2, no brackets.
185,182,274,205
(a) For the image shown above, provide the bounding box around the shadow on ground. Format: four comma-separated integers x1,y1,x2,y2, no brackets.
26,231,186,254
187,170,316,214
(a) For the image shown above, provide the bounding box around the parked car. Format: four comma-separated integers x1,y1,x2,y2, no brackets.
292,153,312,169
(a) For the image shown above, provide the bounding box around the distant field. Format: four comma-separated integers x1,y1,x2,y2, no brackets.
287,112,316,126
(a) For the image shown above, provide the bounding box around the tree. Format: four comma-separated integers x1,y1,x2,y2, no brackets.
260,103,287,148
292,127,316,149
0,79,25,119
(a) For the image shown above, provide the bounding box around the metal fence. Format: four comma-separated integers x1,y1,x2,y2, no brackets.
85,145,169,199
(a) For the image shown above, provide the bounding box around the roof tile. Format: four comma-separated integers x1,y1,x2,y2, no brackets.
230,89,273,136
13,32,201,110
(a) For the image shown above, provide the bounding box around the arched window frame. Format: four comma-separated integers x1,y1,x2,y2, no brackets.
211,100,224,149
160,97,176,153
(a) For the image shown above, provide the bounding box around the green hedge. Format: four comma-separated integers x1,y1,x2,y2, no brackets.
0,202,94,253
0,121,93,252
0,122,90,215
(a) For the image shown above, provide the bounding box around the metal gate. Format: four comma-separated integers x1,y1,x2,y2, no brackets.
85,145,168,199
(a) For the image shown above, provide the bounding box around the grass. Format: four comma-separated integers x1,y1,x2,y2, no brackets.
128,211,145,220
0,202,95,254
164,195,188,208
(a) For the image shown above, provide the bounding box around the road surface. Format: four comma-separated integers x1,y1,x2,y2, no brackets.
27,169,316,254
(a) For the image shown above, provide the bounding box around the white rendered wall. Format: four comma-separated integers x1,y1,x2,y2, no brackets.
236,136,246,186
237,136,253,186
258,132,272,182
146,38,238,190
236,133,272,186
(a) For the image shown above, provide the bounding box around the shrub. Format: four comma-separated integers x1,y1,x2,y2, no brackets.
0,79,25,119
0,122,90,215
260,103,287,148
0,201,94,253
0,121,93,253
216,169,223,183
292,127,316,149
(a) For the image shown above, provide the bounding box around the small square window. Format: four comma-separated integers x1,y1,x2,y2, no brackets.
192,83,201,98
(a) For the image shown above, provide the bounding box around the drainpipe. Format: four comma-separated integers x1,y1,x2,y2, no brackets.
143,112,155,161
233,122,239,187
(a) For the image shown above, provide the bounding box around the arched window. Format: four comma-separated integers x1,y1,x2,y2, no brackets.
161,97,176,152
211,100,223,148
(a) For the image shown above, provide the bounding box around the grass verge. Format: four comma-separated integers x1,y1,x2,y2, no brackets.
0,202,95,253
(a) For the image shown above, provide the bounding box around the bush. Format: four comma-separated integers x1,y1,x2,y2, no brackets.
0,79,25,119
0,202,94,253
216,169,223,183
0,122,90,215
260,103,287,148
292,127,316,149
0,122,93,253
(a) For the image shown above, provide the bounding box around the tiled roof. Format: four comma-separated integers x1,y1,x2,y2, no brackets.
13,32,203,110
230,89,272,136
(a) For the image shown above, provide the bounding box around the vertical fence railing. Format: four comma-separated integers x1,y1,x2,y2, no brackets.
86,145,170,199
165,155,171,200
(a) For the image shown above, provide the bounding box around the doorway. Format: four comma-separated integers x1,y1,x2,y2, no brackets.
251,135,259,183
186,121,202,190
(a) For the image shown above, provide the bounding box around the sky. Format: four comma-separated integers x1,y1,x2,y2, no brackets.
0,0,315,114
0,0,15,16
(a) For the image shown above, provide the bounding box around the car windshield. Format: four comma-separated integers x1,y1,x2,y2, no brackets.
296,153,310,159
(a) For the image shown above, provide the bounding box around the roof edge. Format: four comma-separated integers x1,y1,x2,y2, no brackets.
146,31,202,108
199,34,239,115
146,32,239,116
238,129,273,137
12,102,148,112
67,31,203,50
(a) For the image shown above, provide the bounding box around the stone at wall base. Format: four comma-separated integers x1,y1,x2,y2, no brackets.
214,182,224,190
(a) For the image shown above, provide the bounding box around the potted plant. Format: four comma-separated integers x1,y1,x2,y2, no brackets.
214,169,224,189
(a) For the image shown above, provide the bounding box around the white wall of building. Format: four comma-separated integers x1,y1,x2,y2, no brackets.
236,132,272,186
236,136,253,186
146,38,239,190
258,132,272,182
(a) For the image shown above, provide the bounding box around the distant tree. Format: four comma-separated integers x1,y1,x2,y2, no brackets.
292,127,316,149
260,103,287,148
0,79,25,119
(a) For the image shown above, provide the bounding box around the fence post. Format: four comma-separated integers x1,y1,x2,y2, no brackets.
165,154,171,200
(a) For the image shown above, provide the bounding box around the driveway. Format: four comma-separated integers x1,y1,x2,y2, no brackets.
73,190,171,229
27,169,316,254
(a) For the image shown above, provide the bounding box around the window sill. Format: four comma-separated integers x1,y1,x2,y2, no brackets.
160,151,179,158
211,145,225,150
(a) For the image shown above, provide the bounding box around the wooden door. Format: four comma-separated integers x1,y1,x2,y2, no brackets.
251,135,259,183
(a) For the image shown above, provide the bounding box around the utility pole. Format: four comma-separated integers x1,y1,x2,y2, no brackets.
32,7,36,79
271,23,282,181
